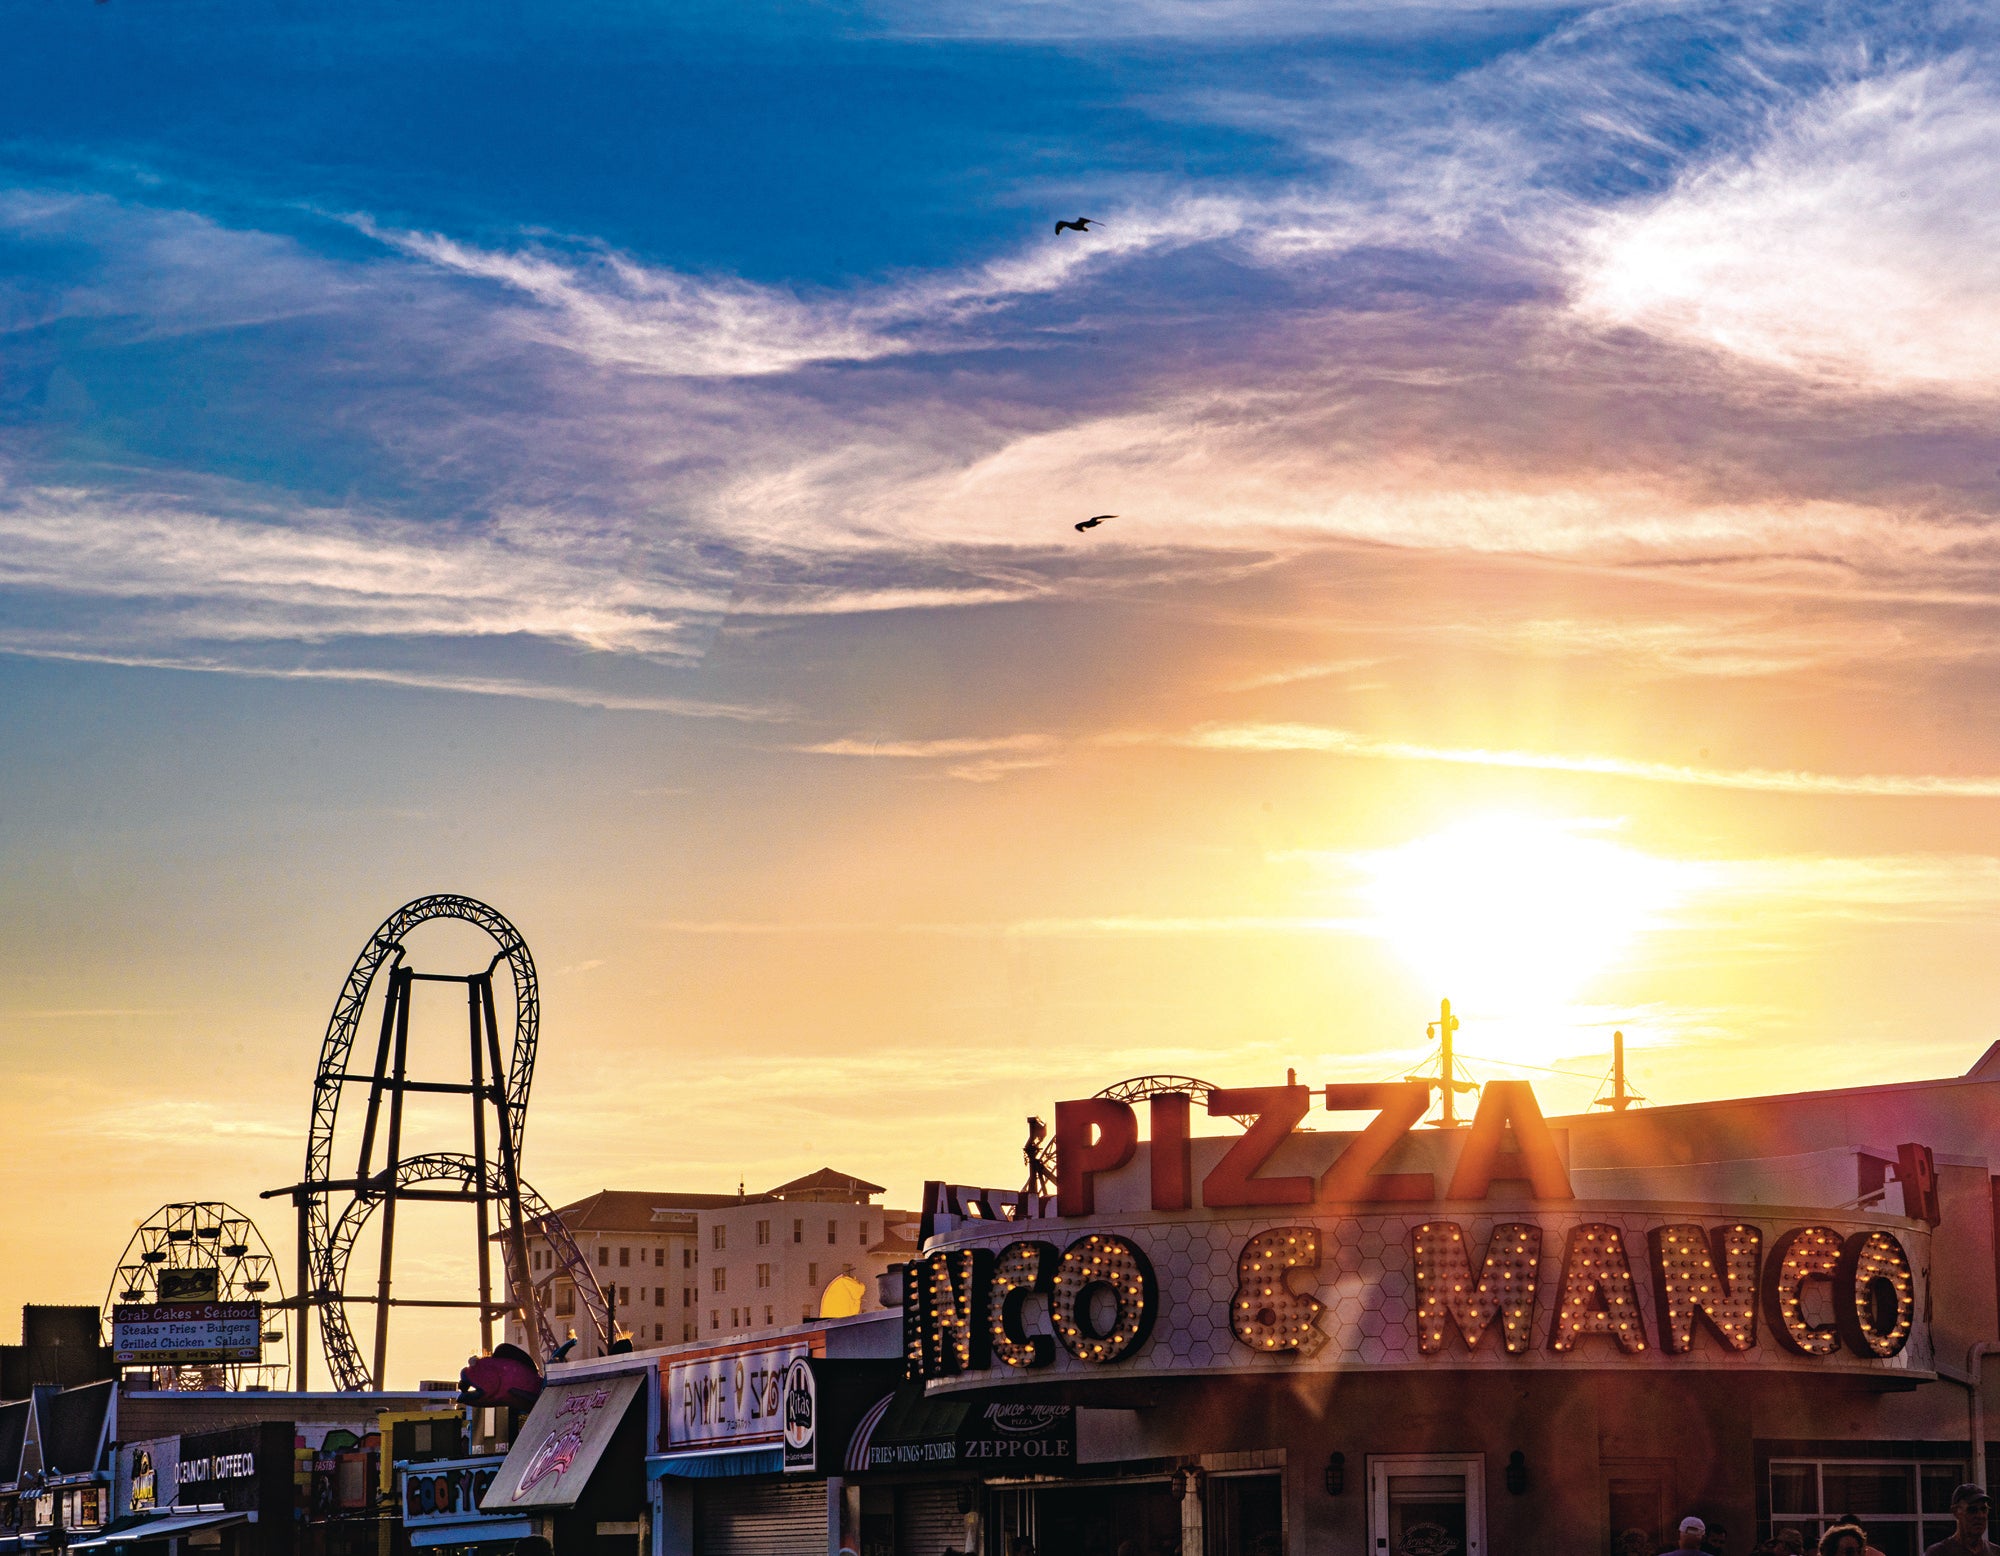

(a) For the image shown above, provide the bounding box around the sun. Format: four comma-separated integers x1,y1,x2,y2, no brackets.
1354,813,1694,1014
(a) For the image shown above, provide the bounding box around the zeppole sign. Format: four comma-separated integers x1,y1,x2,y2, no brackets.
905,1081,1932,1388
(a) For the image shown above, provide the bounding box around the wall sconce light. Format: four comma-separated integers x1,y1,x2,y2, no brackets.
1324,1453,1346,1496
1505,1451,1528,1496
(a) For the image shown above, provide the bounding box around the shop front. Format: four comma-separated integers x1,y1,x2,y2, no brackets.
900,1062,2000,1556
649,1316,911,1556
654,1331,827,1556
481,1363,651,1556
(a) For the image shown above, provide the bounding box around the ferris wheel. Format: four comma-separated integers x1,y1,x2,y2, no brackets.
103,1202,289,1391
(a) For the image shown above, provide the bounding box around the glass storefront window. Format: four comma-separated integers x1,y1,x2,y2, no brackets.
1823,1464,1914,1515
1771,1465,1816,1516
1767,1457,1964,1553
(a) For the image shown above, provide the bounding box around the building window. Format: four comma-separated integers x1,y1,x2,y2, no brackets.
757,1220,771,1245
683,1248,694,1269
684,1324,695,1342
654,1323,663,1342
859,1223,869,1245
764,1305,774,1326
712,1267,726,1293
710,1311,719,1331
713,1226,726,1251
1768,1457,1965,1551
827,1219,838,1244
555,1285,575,1316
731,1307,741,1326
619,1247,631,1267
619,1286,629,1306
757,1264,772,1289
655,1248,664,1266
803,1305,813,1323
597,1246,608,1266
793,1219,803,1243
808,1262,818,1287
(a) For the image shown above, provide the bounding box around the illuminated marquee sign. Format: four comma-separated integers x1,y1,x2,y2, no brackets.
904,1081,1932,1385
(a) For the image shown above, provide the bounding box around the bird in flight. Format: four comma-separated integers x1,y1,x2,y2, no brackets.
1054,218,1102,234
1075,515,1115,532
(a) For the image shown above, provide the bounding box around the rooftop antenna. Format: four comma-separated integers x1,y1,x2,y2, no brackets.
1413,997,1478,1127
1592,1029,1645,1113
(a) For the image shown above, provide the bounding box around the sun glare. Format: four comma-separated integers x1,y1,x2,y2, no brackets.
1356,814,1695,1015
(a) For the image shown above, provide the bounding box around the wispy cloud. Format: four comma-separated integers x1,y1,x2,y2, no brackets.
1571,61,2000,395
354,201,1246,379
657,914,1371,936
1180,722,2000,797
793,734,1054,759
791,732,1061,781
0,481,725,655
0,645,775,717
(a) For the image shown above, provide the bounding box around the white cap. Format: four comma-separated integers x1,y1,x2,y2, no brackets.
1680,1518,1706,1534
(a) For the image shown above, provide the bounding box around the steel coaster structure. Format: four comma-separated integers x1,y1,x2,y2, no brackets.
264,894,608,1392
103,1201,289,1391
314,1153,612,1373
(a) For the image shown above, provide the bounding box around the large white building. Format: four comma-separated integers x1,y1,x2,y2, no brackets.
503,1169,916,1362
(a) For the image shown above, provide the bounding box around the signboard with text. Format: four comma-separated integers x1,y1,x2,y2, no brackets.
112,1302,262,1364
484,1373,643,1512
665,1339,811,1450
910,1079,1934,1390
402,1456,504,1527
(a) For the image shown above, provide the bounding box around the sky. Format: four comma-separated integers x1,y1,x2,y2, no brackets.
6,0,2000,1385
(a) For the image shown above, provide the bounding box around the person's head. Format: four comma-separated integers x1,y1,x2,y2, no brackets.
1678,1518,1707,1551
1775,1528,1805,1556
1953,1484,1992,1541
1818,1525,1866,1556
1706,1521,1729,1553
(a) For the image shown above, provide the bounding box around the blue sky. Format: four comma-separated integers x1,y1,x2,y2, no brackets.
8,0,2000,1381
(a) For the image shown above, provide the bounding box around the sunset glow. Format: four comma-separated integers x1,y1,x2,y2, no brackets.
1356,815,1698,1015
5,0,2000,1389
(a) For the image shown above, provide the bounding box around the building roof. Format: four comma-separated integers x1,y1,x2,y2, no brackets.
868,1223,921,1257
0,1398,26,1485
525,1173,893,1234
765,1169,885,1203
537,1189,762,1233
39,1379,113,1477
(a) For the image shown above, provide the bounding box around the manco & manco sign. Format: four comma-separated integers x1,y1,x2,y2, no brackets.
905,1081,1934,1387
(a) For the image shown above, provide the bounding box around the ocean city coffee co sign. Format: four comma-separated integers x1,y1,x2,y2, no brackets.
905,1081,1934,1387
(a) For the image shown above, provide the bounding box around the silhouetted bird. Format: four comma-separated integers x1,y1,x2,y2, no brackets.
1053,218,1101,234
1075,515,1114,532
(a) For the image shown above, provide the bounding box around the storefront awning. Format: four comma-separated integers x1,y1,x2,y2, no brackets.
648,1448,785,1480
68,1510,249,1548
482,1371,644,1512
845,1387,1075,1475
408,1516,535,1548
